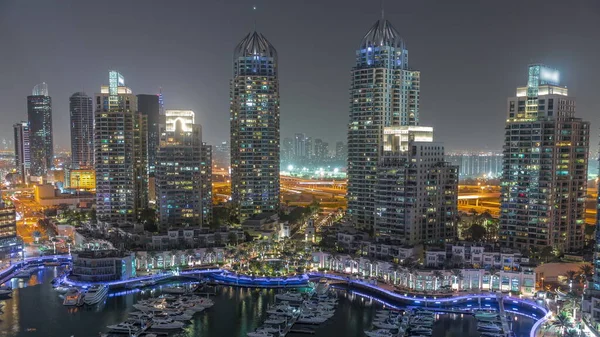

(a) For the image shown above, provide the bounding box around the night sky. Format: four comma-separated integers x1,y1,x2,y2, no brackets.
1,0,599,153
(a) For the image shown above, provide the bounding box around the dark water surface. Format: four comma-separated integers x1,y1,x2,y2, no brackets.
0,267,534,337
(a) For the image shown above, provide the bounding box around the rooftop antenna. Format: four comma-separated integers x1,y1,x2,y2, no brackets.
381,0,385,20
253,5,257,31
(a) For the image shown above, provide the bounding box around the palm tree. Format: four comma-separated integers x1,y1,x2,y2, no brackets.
580,264,593,278
488,267,498,291
550,312,572,335
432,270,444,291
451,269,463,292
205,247,216,264
185,249,195,266
368,257,378,277
148,251,157,269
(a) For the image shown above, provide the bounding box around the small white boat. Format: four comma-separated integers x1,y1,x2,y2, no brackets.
275,291,304,302
373,319,399,329
264,316,287,325
297,314,328,324
151,318,184,330
364,329,395,337
106,322,138,333
0,285,12,298
162,286,187,294
84,285,108,305
247,330,274,337
63,288,85,306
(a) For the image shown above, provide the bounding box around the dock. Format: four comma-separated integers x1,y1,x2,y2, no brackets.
496,293,512,337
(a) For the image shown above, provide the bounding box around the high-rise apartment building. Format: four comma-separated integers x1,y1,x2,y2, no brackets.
13,121,30,183
446,153,503,178
230,30,280,221
156,110,203,229
27,82,53,177
214,141,230,169
347,18,420,229
201,142,213,226
294,133,308,160
314,138,329,161
95,71,148,224
282,137,294,163
138,94,161,176
335,141,347,162
0,201,20,259
499,65,589,253
69,92,94,169
374,126,458,245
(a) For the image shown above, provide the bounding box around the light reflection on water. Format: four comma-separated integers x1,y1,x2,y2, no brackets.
0,267,535,337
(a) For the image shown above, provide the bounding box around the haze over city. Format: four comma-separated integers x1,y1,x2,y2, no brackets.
1,0,599,152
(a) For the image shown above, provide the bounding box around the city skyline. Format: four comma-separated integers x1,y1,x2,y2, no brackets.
1,0,599,153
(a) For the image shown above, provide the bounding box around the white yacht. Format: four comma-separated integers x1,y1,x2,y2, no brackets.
264,316,287,325
63,288,85,306
84,285,108,305
364,329,395,337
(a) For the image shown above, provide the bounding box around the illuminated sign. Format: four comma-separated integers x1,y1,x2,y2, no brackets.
540,67,559,85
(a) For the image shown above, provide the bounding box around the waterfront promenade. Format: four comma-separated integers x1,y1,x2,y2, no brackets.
0,254,551,337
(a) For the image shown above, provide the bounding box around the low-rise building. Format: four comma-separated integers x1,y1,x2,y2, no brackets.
71,250,136,282
311,251,536,295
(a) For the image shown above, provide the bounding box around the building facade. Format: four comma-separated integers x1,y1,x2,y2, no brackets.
69,92,94,169
0,202,21,260
71,250,136,282
347,18,420,230
201,142,213,226
230,30,280,221
27,83,53,177
374,126,458,245
156,110,203,229
94,71,147,224
13,121,30,183
499,65,589,253
138,94,161,176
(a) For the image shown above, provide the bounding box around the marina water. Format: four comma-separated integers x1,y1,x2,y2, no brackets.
0,267,534,337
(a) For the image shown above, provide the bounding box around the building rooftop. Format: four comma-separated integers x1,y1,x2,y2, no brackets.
234,31,277,60
360,19,404,49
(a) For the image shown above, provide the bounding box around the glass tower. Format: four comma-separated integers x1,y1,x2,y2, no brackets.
69,92,94,169
230,30,280,221
347,18,420,229
27,83,53,177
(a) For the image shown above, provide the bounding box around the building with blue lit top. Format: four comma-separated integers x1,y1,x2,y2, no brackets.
230,30,280,221
499,65,589,253
347,17,420,230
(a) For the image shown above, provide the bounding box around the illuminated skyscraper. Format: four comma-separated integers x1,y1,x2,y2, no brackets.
230,30,280,221
138,94,161,176
374,126,458,245
69,92,94,169
27,82,53,177
13,121,30,183
347,17,420,229
500,65,589,253
94,71,148,224
156,110,203,229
